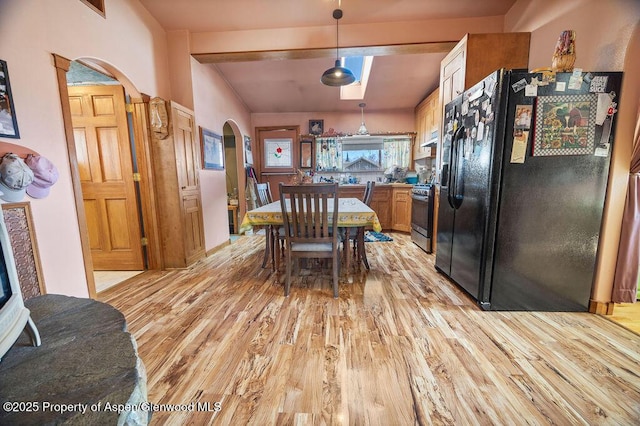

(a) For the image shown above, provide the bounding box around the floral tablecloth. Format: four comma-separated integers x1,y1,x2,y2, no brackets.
239,198,382,234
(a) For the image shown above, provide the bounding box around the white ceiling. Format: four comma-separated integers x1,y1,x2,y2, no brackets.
138,0,518,113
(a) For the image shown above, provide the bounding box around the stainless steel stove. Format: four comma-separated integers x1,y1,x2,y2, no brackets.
410,184,435,253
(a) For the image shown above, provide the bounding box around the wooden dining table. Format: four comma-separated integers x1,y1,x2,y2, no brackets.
239,198,382,273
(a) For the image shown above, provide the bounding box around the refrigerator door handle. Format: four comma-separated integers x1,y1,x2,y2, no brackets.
449,126,465,209
447,128,460,209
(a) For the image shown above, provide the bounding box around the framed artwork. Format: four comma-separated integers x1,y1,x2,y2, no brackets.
200,127,224,170
300,138,313,168
2,202,46,300
533,94,597,156
244,135,253,165
0,60,20,139
264,138,293,168
309,119,324,136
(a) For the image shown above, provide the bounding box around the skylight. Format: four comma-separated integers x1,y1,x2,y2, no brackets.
343,56,365,83
340,56,373,100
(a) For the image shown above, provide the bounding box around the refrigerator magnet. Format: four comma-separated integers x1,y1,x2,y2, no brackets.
525,84,538,97
477,121,485,141
589,76,609,93
568,69,583,90
555,81,567,92
511,130,528,163
512,78,527,93
515,105,533,130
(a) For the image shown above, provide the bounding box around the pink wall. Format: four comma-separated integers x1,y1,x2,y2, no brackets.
506,0,640,303
190,58,252,250
251,110,415,137
0,0,172,297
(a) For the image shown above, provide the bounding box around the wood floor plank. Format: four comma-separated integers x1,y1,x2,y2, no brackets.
98,232,640,425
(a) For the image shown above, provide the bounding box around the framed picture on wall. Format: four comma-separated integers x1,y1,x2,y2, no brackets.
244,135,253,165
200,127,224,170
309,119,323,136
0,60,20,139
264,138,293,168
300,137,313,168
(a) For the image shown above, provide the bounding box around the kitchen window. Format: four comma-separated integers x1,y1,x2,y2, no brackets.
316,135,412,173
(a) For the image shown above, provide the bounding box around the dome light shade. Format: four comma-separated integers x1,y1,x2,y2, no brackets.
357,102,369,135
321,9,355,87
321,60,356,86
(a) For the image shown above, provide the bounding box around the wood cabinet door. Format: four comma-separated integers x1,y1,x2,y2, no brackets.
392,188,412,232
171,102,200,191
69,85,144,271
370,187,391,230
170,102,205,263
181,191,205,264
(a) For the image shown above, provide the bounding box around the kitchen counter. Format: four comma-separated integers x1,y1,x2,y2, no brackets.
337,183,414,231
337,182,414,188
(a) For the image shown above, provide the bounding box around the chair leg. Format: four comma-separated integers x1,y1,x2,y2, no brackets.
332,254,339,298
272,228,280,272
261,227,271,268
358,229,370,270
285,251,291,297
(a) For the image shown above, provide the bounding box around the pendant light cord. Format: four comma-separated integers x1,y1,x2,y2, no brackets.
335,13,339,61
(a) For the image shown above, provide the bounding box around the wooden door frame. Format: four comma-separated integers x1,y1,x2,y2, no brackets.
53,54,162,298
255,125,300,174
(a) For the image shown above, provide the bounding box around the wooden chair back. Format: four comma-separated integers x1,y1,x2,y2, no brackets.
254,182,273,207
363,181,375,206
279,183,339,244
279,183,341,297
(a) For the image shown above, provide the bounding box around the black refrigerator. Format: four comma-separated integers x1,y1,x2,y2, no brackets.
435,69,623,311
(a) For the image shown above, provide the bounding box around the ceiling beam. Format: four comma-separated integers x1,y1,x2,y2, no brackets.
193,41,458,63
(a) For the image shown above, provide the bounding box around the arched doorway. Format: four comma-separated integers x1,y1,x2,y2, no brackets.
53,55,158,297
222,120,247,237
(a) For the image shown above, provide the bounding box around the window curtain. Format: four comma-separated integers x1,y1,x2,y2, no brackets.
315,137,342,171
612,103,640,303
383,138,411,169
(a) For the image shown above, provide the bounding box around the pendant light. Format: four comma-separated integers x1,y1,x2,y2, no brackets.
321,9,356,87
357,103,369,135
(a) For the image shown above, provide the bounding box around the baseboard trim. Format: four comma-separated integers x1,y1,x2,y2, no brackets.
589,299,615,315
206,240,231,257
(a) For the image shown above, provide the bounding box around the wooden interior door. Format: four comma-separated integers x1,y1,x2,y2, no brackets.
171,102,205,264
257,126,299,200
68,85,144,271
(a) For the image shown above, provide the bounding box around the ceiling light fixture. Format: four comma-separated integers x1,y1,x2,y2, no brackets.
357,102,369,135
321,8,356,87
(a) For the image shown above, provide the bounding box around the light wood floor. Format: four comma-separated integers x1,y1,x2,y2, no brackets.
99,233,640,425
611,302,640,334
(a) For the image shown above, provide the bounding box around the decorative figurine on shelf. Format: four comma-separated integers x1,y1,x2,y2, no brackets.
289,169,313,185
552,30,576,73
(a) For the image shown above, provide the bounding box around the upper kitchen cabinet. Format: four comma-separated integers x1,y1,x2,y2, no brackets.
437,33,530,173
439,33,531,107
414,88,439,160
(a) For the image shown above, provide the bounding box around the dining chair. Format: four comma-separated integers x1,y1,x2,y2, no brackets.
253,181,277,269
348,181,375,270
279,183,341,298
255,182,273,206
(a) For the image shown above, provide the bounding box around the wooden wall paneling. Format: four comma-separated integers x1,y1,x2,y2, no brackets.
2,202,46,300
131,95,162,270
